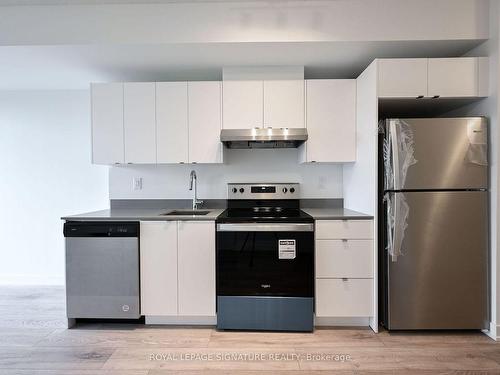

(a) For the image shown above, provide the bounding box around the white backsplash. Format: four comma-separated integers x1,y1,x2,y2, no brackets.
109,148,343,199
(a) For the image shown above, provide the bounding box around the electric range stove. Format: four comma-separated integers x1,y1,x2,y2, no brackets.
216,183,314,332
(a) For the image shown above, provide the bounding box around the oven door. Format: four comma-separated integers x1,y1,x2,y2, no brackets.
216,223,314,298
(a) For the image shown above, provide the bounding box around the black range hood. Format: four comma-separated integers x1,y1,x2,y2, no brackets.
220,128,308,149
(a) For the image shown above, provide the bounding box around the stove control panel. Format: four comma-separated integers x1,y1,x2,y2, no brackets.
228,183,299,199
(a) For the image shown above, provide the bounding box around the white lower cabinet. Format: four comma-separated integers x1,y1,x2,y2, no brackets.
140,221,178,316
314,219,374,321
316,240,373,278
140,220,216,318
177,221,216,316
316,279,373,317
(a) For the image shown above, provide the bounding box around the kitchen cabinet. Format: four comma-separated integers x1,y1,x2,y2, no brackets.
139,220,216,318
222,79,304,129
315,219,374,319
188,82,223,164
316,278,373,317
177,221,216,316
316,240,373,278
263,80,304,128
301,79,356,163
91,83,124,165
428,57,487,98
378,57,488,99
140,221,178,316
378,58,428,98
222,80,263,129
156,82,189,163
316,219,373,239
123,82,156,163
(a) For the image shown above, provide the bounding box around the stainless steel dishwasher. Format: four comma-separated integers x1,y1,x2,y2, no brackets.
63,221,140,319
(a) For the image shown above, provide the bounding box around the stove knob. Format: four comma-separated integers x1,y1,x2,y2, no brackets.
290,187,295,193
282,188,288,193
232,187,238,194
239,188,245,193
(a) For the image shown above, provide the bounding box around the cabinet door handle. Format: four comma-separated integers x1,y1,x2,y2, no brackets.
416,95,424,99
342,239,348,242
432,95,440,99
342,278,349,282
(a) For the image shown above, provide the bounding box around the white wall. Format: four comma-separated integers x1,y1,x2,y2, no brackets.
109,149,343,200
0,0,488,45
440,0,499,340
0,90,108,285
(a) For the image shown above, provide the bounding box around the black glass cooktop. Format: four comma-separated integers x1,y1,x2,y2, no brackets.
216,200,313,223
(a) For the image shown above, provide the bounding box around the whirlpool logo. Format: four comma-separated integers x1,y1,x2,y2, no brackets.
260,284,271,289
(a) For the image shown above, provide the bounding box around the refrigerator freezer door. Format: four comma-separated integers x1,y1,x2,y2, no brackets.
387,191,488,329
386,118,488,190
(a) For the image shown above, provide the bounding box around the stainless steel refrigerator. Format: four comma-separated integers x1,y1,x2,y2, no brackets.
380,117,489,330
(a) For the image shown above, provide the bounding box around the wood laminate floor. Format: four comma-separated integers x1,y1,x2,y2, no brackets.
0,286,499,374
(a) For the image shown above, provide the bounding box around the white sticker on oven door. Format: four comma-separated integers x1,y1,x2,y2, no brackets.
279,239,296,259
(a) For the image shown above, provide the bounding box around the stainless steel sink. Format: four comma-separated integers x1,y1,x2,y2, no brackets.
161,210,210,216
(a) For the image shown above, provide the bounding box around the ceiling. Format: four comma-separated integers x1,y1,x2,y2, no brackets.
0,39,483,90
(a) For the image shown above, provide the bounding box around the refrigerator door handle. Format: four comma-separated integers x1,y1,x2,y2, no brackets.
389,120,400,190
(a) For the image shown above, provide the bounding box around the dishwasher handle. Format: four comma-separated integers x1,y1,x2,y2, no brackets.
63,221,139,237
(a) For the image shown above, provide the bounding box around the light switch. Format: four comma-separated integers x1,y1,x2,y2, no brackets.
133,177,143,191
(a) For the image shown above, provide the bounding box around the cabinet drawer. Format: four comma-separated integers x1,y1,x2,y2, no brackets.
316,278,373,317
316,220,373,239
316,240,373,278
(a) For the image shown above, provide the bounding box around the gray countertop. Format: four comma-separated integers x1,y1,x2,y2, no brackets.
62,208,225,221
301,208,373,220
62,207,372,222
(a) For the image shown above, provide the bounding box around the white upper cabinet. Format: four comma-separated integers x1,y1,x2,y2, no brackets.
223,80,263,129
123,82,156,164
156,82,189,163
91,83,124,165
263,80,305,128
378,57,488,99
222,69,305,130
140,221,178,316
378,58,428,98
302,79,356,163
428,57,486,98
177,221,216,316
188,81,223,164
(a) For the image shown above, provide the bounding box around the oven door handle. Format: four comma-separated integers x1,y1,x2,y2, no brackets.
216,223,314,232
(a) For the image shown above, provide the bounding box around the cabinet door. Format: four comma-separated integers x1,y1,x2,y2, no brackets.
177,221,216,316
188,82,223,163
222,80,263,129
156,82,189,163
91,83,124,165
305,79,356,162
124,82,156,163
378,59,428,98
264,80,304,128
264,80,305,128
140,221,178,316
428,58,478,98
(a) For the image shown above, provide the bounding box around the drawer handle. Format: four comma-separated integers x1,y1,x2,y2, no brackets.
342,278,349,282
342,239,348,242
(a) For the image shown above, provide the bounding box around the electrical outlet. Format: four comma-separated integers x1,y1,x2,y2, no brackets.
133,177,143,191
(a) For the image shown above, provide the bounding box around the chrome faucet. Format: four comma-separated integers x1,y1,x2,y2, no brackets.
189,170,203,210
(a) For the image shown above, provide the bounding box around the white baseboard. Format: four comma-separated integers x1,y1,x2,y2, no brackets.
0,274,64,286
146,315,217,325
146,315,370,327
482,322,499,341
314,317,370,327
